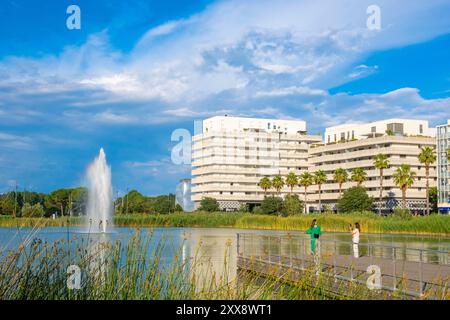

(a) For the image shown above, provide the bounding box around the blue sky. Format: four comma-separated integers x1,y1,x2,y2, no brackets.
0,0,449,196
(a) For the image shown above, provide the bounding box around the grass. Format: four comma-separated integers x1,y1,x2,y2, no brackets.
0,227,429,300
0,212,449,235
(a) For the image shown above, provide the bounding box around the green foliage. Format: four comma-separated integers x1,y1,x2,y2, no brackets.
21,203,45,218
252,206,263,214
116,191,176,214
198,197,220,212
337,186,373,213
174,204,183,212
260,196,283,215
429,187,438,213
392,208,412,220
258,177,272,196
285,172,298,193
351,168,367,186
283,194,303,216
271,175,285,194
239,203,249,213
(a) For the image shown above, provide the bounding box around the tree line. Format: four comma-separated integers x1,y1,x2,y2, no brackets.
0,188,181,217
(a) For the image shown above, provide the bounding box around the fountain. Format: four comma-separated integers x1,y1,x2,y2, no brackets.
85,148,113,233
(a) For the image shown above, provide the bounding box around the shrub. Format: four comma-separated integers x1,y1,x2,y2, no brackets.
337,186,373,213
283,194,303,216
261,197,283,215
252,206,263,214
21,203,45,217
174,204,183,212
392,208,412,219
239,203,249,212
198,197,220,212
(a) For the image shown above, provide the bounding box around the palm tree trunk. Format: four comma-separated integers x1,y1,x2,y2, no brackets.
318,184,322,213
379,168,383,215
425,166,430,215
304,187,308,215
402,188,406,210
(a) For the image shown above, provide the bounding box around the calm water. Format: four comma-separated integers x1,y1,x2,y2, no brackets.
0,227,449,281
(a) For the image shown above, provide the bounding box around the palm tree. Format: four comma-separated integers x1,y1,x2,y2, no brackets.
271,175,285,196
299,172,313,214
333,168,348,198
351,168,367,187
258,177,271,198
373,154,389,215
286,172,298,194
314,170,327,212
418,147,436,215
393,164,416,209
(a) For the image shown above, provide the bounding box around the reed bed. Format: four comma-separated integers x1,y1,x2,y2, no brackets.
0,212,449,235
0,228,447,300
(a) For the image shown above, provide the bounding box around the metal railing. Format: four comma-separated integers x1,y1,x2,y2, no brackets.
236,233,450,298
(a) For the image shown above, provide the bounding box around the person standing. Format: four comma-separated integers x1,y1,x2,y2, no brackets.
351,222,361,258
306,219,322,255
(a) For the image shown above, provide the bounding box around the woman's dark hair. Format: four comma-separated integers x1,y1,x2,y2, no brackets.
310,219,317,229
355,222,360,231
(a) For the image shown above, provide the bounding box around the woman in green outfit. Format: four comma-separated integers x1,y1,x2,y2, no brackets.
306,219,322,254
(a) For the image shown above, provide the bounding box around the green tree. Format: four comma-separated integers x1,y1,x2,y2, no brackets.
285,172,298,194
429,186,438,213
199,197,220,212
418,146,436,215
21,203,45,217
351,168,367,187
44,189,72,217
373,154,389,215
299,172,313,214
271,175,285,196
393,164,416,209
261,196,283,215
258,177,272,198
333,168,348,199
337,186,373,213
313,170,327,212
283,194,303,216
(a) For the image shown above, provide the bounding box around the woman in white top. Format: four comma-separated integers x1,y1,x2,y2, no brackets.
351,222,361,258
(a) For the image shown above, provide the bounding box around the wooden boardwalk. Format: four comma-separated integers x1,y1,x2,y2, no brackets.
237,234,450,299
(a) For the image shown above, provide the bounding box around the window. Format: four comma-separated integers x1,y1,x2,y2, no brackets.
334,134,337,141
419,124,423,134
340,132,345,141
268,123,271,129
327,135,330,143
371,126,376,133
352,131,355,139
387,123,404,135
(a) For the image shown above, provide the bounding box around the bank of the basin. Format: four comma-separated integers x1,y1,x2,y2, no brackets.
0,212,449,236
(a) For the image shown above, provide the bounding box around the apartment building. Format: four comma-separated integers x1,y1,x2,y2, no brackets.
309,119,437,212
436,120,450,214
191,116,322,210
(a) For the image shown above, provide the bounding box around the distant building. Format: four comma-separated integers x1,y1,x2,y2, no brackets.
436,120,450,214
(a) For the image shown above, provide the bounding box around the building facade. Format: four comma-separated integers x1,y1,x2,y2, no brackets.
191,117,437,213
191,116,321,210
436,120,450,214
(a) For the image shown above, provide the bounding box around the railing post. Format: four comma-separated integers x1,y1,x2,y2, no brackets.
237,233,240,257
419,249,424,296
290,237,293,267
279,235,282,267
392,247,396,291
333,239,337,279
268,236,271,264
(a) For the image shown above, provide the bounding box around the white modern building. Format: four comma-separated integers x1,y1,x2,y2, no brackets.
191,116,321,210
310,119,436,212
191,116,437,213
436,120,450,214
